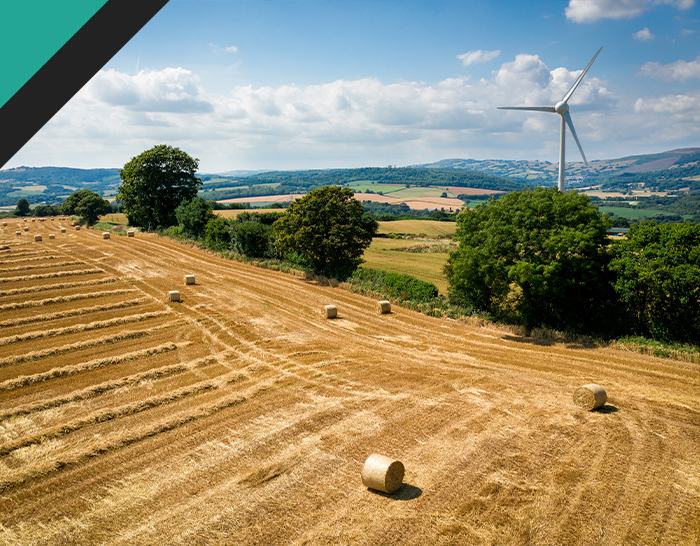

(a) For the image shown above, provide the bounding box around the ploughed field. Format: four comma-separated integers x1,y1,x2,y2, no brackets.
1,219,699,546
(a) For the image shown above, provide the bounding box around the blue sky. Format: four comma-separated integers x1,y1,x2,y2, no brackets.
6,0,700,173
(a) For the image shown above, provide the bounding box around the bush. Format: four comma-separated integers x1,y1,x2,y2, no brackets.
350,268,439,303
229,219,276,258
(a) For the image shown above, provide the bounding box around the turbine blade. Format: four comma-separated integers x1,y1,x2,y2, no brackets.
563,111,587,165
562,47,602,103
497,106,556,112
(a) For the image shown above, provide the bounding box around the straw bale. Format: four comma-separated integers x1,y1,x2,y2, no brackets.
184,274,196,285
23,227,29,231
377,300,391,314
127,230,135,237
15,231,21,236
2,222,6,227
324,305,337,319
75,226,81,231
573,384,607,410
31,219,35,222
34,235,42,242
23,219,27,222
60,228,66,233
102,232,110,239
361,454,404,494
168,290,181,302
49,234,55,240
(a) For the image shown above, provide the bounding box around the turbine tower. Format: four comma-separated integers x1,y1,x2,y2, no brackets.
498,47,602,191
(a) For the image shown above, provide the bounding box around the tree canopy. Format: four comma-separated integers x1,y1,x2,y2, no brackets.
610,221,700,344
273,186,378,280
445,187,616,334
14,198,30,217
117,145,201,230
74,192,111,226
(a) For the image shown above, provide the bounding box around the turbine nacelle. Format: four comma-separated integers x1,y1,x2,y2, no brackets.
554,101,569,115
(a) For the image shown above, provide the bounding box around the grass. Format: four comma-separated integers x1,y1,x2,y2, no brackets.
347,182,406,194
597,206,668,219
388,187,450,199
377,219,457,237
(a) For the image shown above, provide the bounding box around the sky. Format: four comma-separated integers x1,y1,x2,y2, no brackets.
5,0,700,173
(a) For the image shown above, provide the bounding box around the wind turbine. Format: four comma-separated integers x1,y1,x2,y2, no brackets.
498,47,602,191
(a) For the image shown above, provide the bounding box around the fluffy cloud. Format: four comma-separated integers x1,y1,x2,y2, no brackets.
457,49,500,66
634,27,655,41
7,53,696,171
565,0,695,23
639,53,700,81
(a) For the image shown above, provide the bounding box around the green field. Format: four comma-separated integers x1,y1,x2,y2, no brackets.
377,219,457,237
388,187,451,198
348,182,407,193
598,206,669,219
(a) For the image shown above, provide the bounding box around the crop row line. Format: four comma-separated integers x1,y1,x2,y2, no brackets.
0,261,83,274
0,268,104,284
0,255,61,266
0,298,147,328
0,277,117,297
0,288,137,311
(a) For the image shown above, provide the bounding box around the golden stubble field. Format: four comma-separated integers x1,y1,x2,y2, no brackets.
0,218,699,546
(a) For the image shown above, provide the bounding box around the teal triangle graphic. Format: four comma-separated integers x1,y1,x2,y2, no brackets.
0,1,108,109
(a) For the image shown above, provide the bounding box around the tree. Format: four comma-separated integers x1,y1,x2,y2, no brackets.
74,192,111,226
117,145,201,230
175,196,215,239
14,198,30,217
61,189,98,216
273,186,378,280
610,221,700,344
33,204,60,217
445,187,616,334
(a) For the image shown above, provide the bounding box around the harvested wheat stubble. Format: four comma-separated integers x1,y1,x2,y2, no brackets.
0,298,145,328
573,384,608,410
377,300,391,314
168,290,181,302
184,274,196,285
34,235,42,242
102,232,110,240
324,305,337,318
0,288,136,311
0,277,116,297
0,268,104,284
361,453,405,494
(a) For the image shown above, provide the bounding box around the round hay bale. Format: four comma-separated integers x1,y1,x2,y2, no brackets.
184,274,196,285
127,230,135,237
49,234,55,240
34,234,42,242
60,227,66,233
102,232,110,239
23,219,27,222
361,454,405,494
573,384,607,410
2,222,6,227
167,290,181,302
377,300,391,314
31,219,35,222
324,305,337,319
15,231,21,236
23,226,29,231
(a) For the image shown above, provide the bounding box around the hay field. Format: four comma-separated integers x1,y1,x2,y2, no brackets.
1,218,699,546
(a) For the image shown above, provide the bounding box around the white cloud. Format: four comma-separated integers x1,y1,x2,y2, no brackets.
6,54,696,171
224,46,238,53
565,0,695,23
457,49,500,66
634,27,655,40
639,53,700,80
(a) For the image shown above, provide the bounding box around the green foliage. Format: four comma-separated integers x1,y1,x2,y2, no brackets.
13,198,30,216
350,268,439,303
33,204,61,217
74,191,111,226
175,196,215,239
203,217,230,252
61,188,96,215
117,145,201,230
273,186,378,281
228,219,276,258
445,187,616,334
610,221,700,344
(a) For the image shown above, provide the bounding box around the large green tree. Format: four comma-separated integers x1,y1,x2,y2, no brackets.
74,192,111,226
14,198,30,217
117,145,201,230
610,221,700,344
445,187,616,334
175,196,215,239
273,186,378,280
61,188,95,216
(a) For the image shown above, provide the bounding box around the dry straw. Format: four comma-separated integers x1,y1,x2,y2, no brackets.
34,235,42,242
377,300,391,314
324,305,337,318
573,384,607,410
102,232,110,239
361,454,405,494
168,290,181,302
184,274,196,285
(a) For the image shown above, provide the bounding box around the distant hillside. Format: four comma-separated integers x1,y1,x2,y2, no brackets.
419,148,700,189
